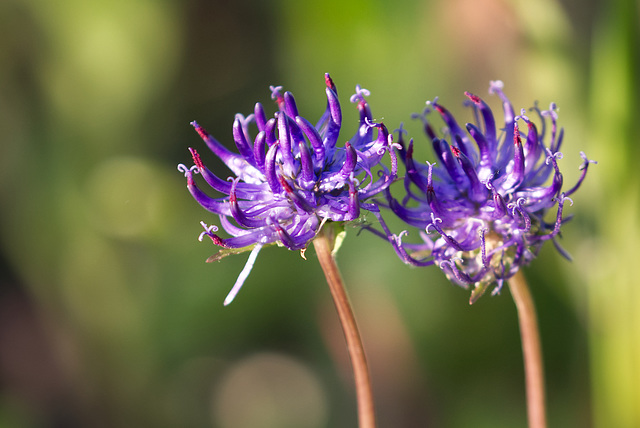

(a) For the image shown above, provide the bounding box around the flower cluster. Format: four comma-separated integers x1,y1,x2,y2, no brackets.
178,74,397,304
384,81,595,303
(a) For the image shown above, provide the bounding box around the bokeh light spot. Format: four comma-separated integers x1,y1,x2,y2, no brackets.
212,352,327,428
85,157,163,239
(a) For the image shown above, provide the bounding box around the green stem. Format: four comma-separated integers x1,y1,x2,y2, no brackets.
508,270,547,428
313,229,376,428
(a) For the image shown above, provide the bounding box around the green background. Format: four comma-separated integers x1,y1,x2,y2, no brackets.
0,0,637,426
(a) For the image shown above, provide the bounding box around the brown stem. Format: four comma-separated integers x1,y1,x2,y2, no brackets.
313,229,376,428
508,270,547,428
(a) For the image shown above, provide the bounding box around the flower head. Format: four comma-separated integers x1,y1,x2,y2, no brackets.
385,81,595,303
178,74,397,304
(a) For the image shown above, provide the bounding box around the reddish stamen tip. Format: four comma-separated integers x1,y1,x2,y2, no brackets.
208,233,227,248
324,73,336,91
229,178,240,203
349,182,357,196
464,91,481,104
193,123,211,142
278,175,293,193
451,146,461,157
434,104,445,114
189,147,205,170
514,123,522,146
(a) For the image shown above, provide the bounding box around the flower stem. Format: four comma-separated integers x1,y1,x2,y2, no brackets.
313,229,376,428
508,270,547,428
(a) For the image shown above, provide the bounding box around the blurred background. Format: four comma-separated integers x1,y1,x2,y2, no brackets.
0,0,637,426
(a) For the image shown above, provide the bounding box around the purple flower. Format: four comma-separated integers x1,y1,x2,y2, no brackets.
178,74,397,304
384,81,595,303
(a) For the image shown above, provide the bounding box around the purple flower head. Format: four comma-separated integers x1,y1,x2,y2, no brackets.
385,81,595,303
178,74,397,305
